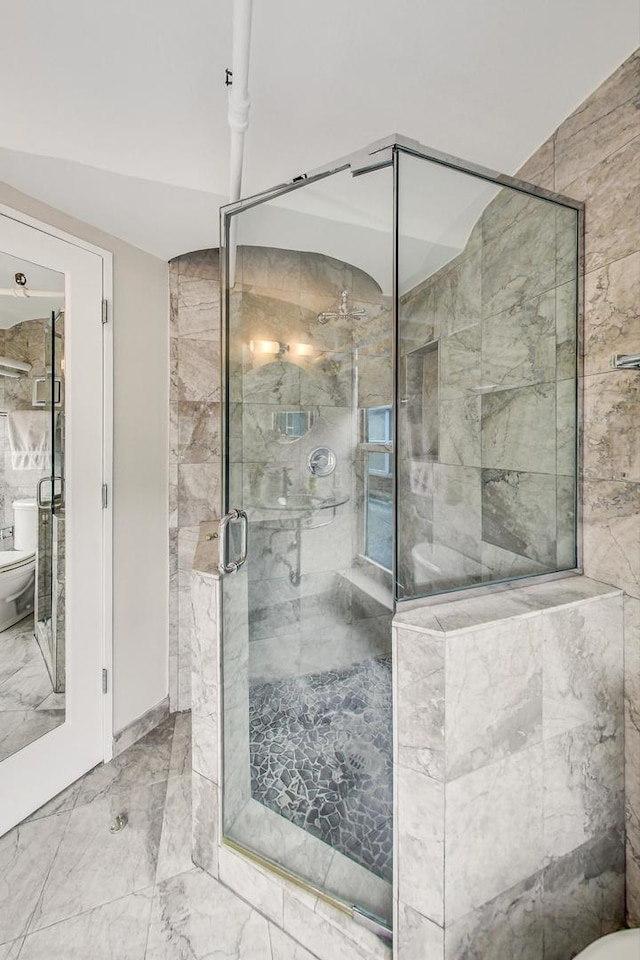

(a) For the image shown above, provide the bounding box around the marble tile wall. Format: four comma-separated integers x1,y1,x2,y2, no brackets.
169,249,222,712
393,577,625,959
397,155,578,599
514,47,640,926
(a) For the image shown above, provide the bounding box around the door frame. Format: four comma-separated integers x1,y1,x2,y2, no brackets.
0,203,114,788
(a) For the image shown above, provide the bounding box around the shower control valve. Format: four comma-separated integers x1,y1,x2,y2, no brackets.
308,446,336,477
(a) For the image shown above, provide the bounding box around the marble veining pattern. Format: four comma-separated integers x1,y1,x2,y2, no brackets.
445,618,543,779
481,382,557,475
481,468,557,567
553,49,639,190
0,713,325,959
0,616,63,764
583,371,640,483
445,743,545,923
393,579,626,958
563,137,639,274
583,251,640,377
169,250,222,713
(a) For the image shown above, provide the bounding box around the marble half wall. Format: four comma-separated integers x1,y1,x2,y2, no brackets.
393,577,625,960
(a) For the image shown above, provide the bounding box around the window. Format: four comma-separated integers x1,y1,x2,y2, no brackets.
363,406,393,569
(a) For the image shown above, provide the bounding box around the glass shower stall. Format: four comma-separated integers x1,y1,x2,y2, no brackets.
218,136,580,931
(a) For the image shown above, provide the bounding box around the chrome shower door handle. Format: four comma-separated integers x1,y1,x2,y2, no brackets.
37,477,52,508
218,508,249,574
237,509,248,568
36,476,65,509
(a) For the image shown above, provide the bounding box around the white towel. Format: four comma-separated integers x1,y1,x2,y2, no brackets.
7,410,51,471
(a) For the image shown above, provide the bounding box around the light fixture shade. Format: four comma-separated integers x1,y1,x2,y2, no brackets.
291,342,313,357
249,339,280,354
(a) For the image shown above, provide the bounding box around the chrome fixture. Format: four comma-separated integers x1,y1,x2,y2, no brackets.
218,508,249,574
317,289,366,325
308,446,337,477
612,353,640,370
0,273,64,300
109,813,128,834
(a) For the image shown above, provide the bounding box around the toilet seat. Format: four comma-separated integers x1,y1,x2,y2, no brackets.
0,549,35,574
575,929,640,959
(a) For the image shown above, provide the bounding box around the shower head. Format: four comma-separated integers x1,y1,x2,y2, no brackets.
317,290,366,325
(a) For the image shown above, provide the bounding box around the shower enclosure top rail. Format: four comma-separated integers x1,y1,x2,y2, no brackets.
220,132,585,219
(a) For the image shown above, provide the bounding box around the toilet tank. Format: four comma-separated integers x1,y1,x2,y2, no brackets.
13,498,38,552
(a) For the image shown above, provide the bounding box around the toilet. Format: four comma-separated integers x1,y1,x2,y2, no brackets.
0,498,38,632
575,929,640,959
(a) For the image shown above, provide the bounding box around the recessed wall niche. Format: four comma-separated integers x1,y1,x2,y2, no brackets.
402,339,439,462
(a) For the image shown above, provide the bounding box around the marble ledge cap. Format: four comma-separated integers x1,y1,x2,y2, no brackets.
393,575,623,638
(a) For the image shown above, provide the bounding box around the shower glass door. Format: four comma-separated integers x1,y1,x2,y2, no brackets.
220,161,395,924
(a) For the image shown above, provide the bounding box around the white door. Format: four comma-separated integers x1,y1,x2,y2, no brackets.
0,209,109,834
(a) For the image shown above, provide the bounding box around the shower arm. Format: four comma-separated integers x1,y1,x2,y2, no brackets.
612,353,640,370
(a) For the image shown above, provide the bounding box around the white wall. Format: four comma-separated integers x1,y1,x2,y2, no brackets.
0,180,169,733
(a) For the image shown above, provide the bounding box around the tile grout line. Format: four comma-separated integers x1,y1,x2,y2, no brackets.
144,712,180,958
18,885,157,947
142,878,157,959
555,128,639,197
20,805,75,941
20,716,177,943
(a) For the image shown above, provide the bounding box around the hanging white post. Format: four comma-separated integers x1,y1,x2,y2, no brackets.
227,0,253,286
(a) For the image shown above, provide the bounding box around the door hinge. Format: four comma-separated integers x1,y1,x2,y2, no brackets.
101,483,108,508
102,668,108,694
102,299,108,324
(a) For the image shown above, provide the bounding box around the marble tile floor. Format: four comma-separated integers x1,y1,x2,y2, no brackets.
0,712,319,960
0,615,63,763
249,656,393,882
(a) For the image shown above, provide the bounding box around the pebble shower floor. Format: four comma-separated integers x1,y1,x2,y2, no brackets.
249,655,393,882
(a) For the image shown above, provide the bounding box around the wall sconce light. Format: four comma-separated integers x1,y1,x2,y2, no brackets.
290,342,313,358
249,339,281,355
249,340,314,359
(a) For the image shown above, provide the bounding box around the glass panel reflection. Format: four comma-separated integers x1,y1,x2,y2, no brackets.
364,405,393,569
0,252,65,762
220,140,579,928
397,150,578,599
223,163,395,923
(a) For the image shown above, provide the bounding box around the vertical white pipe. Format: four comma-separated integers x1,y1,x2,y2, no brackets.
228,0,253,202
227,0,253,285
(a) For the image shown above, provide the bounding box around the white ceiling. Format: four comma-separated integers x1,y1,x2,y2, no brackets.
0,0,636,268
